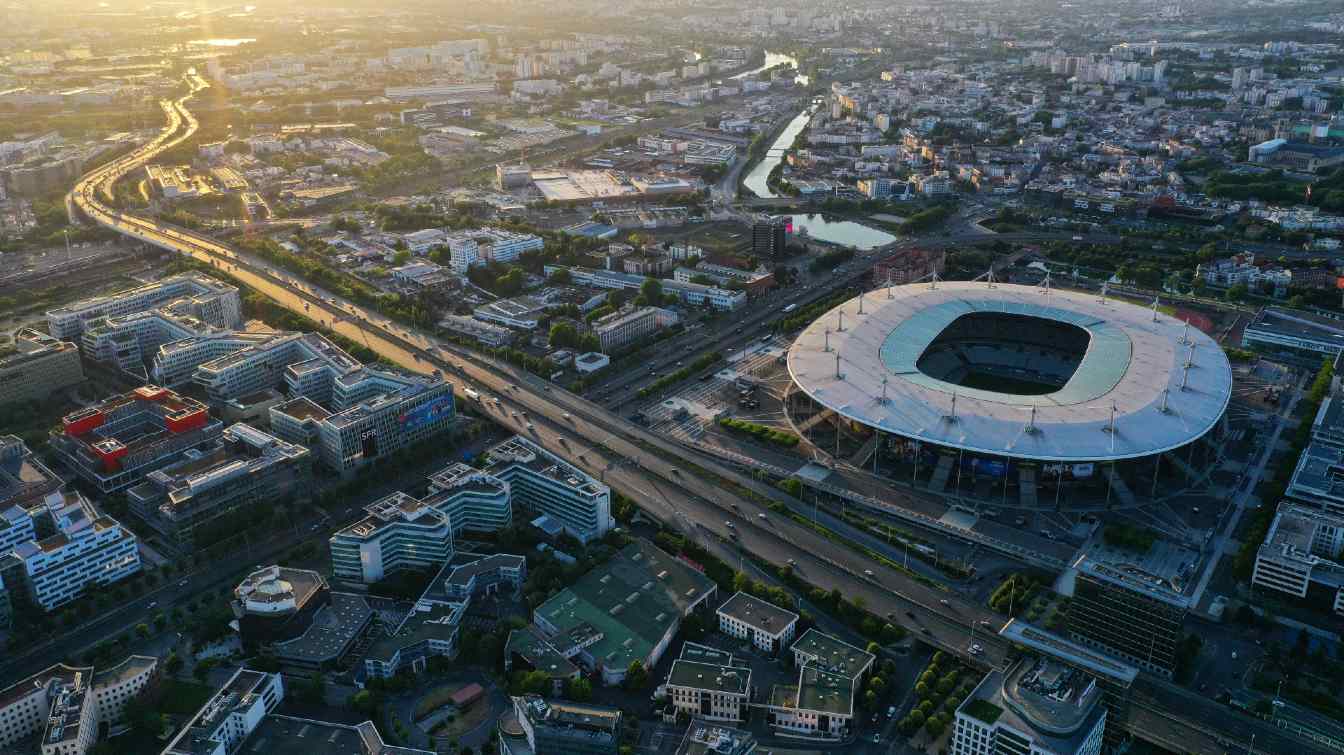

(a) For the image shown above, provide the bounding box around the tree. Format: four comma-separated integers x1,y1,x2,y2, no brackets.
165,653,183,676
639,277,663,306
135,623,150,639
548,268,572,285
393,249,411,266
623,660,649,691
564,677,594,702
866,641,881,655
303,672,326,705
549,323,579,349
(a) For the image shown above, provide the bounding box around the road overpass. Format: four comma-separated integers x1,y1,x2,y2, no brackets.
64,84,1306,755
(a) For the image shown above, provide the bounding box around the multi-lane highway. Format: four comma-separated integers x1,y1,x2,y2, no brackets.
63,81,1307,755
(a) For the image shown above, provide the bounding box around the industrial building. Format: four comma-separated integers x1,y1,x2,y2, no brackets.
126,423,312,550
0,329,84,407
49,385,223,494
532,539,717,685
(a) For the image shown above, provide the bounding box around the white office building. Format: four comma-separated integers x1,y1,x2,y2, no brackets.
1252,502,1344,614
425,463,514,535
544,265,746,311
482,436,611,543
47,273,241,340
11,491,141,611
162,668,283,755
716,591,799,654
952,658,1107,755
445,227,544,273
662,644,752,723
329,492,455,584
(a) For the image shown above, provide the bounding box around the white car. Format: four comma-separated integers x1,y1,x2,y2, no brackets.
969,644,983,655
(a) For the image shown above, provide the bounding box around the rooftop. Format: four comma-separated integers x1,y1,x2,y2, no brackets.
505,626,581,679
788,282,1232,462
998,620,1139,686
534,539,715,673
366,601,464,664
717,591,799,636
273,592,374,665
958,658,1106,750
247,714,435,755
667,659,750,695
791,628,874,680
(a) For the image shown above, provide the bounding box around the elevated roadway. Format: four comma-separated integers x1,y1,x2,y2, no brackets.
65,82,1304,755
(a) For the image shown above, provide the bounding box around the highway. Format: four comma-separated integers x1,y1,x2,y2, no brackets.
62,80,1306,755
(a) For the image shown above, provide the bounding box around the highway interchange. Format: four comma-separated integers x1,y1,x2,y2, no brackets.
58,80,1315,755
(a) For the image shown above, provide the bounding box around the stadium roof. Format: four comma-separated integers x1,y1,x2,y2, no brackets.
787,282,1232,462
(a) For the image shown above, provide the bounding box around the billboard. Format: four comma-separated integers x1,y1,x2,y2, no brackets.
398,394,454,431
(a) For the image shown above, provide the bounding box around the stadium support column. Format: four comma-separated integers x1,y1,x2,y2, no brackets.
1151,454,1161,500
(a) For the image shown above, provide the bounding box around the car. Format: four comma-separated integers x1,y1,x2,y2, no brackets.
969,644,983,655
179,580,189,587
147,601,158,609
939,598,950,606
921,627,931,635
758,513,767,520
864,569,874,577
562,413,570,420
725,521,735,528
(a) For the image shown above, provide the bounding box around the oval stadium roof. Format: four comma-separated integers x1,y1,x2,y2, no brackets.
786,281,1232,462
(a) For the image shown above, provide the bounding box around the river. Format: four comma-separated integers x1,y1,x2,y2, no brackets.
731,51,808,84
785,214,897,250
742,108,813,199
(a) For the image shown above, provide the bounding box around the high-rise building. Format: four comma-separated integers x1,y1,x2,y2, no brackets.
0,329,84,407
751,217,788,258
1064,552,1189,679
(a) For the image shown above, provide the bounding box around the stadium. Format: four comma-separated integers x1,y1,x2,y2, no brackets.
784,281,1233,509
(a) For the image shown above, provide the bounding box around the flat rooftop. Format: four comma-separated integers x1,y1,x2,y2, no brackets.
273,592,373,665
790,628,873,680
960,658,1106,749
788,282,1232,462
717,591,799,636
668,659,750,695
998,619,1139,686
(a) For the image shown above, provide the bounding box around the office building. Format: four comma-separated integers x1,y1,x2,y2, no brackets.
1285,440,1344,516
675,719,757,755
11,491,141,612
232,566,373,672
424,463,513,535
364,552,525,681
127,423,311,549
763,629,874,740
1064,551,1190,679
663,644,752,723
445,227,544,273
0,435,63,513
591,306,661,352
504,695,621,755
161,668,283,755
544,265,747,311
505,626,582,694
168,331,361,404
0,329,84,407
481,436,611,543
313,371,456,474
49,386,223,494
751,217,788,258
533,539,717,685
1241,307,1344,365
81,308,223,379
47,273,240,341
330,492,455,584
0,657,158,754
952,657,1107,755
716,591,798,654
1252,503,1344,614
